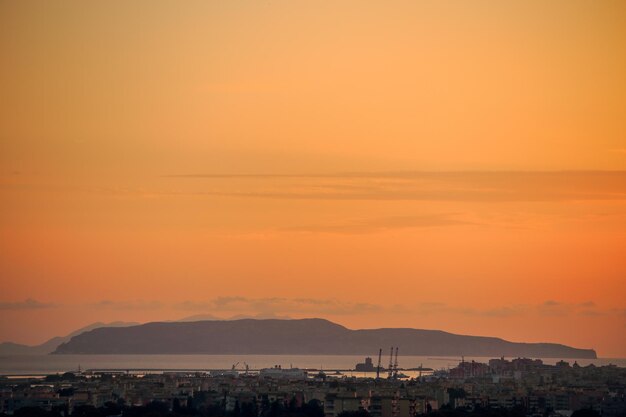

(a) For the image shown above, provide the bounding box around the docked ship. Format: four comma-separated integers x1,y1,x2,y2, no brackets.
259,365,307,380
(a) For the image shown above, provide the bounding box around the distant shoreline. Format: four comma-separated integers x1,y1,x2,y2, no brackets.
3,353,624,377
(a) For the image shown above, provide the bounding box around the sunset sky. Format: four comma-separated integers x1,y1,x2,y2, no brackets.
1,1,625,357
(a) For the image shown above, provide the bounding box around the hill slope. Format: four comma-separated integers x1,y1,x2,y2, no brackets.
53,318,597,358
0,322,137,355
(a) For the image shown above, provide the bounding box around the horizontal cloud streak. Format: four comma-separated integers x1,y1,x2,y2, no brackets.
171,298,624,321
414,300,624,319
174,297,383,316
414,302,529,318
282,214,476,234
91,300,164,310
165,171,626,202
0,299,56,310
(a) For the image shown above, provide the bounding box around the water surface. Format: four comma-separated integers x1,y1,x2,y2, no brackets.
1,355,624,376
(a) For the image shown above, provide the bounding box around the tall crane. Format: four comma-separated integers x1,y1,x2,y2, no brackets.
388,347,394,379
376,348,382,379
393,347,399,379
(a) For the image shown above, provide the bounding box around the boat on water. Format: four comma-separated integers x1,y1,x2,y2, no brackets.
209,369,239,377
259,365,307,380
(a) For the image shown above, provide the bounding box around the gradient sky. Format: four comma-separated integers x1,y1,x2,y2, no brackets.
1,1,625,357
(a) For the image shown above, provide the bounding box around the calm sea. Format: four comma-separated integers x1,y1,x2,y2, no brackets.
1,355,625,376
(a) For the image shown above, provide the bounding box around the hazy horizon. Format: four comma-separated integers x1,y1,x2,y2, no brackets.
0,311,611,357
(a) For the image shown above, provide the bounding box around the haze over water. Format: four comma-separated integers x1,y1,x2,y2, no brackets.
2,355,626,377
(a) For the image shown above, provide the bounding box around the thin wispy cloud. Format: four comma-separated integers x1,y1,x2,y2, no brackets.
414,302,528,318
413,300,623,319
578,310,605,317
176,312,293,322
21,171,625,204
91,300,164,310
174,297,384,316
578,301,597,308
0,299,56,310
172,298,623,321
163,171,626,202
283,214,476,234
538,300,567,317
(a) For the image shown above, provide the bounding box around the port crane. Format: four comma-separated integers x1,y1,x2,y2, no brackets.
393,347,399,379
376,348,382,379
387,347,394,379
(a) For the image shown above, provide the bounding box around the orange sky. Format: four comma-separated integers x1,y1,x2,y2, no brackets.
1,1,625,357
